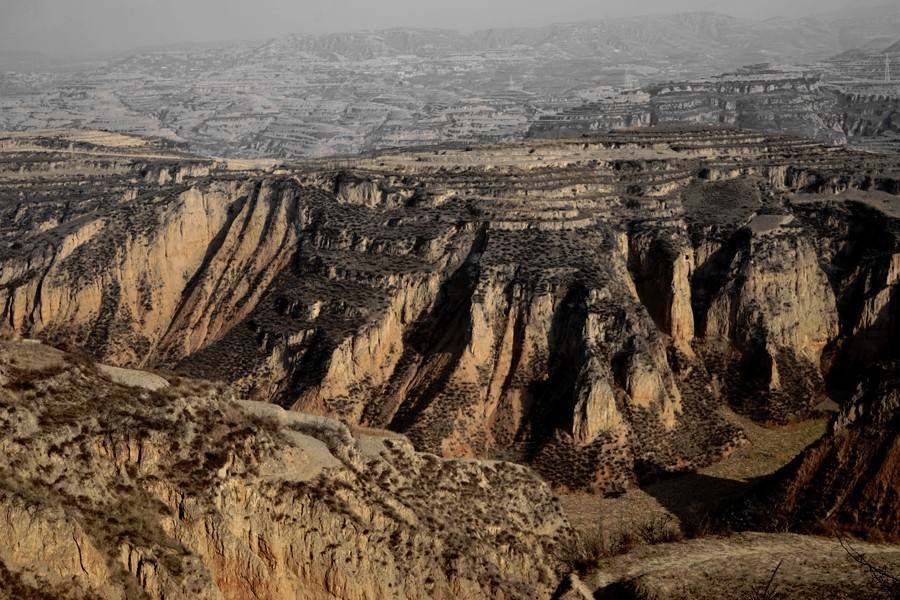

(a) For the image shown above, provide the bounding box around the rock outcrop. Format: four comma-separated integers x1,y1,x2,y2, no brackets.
529,75,847,147
0,339,572,599
1,128,898,491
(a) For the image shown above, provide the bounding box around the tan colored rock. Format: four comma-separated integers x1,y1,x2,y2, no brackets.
2,128,899,489
0,340,572,600
572,370,621,445
702,226,839,418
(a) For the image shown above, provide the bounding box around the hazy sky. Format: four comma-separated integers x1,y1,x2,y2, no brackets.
0,0,891,54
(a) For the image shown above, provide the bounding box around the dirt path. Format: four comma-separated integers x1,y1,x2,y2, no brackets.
581,532,900,599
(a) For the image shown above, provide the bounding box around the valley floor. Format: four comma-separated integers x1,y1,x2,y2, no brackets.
559,410,828,536
556,413,900,599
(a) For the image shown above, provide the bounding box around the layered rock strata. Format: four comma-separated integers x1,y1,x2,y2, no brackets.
1,128,898,490
529,73,900,154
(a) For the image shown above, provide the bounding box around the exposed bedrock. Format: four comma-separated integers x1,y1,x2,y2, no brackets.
529,74,900,153
625,224,696,353
693,223,839,421
0,340,570,599
1,128,899,490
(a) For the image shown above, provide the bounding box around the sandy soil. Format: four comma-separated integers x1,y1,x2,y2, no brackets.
583,532,900,599
97,364,170,391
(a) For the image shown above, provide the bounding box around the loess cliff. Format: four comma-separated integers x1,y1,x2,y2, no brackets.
0,128,899,493
0,339,571,599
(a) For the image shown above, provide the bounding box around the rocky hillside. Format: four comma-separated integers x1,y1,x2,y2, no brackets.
737,361,899,537
0,128,898,493
529,71,900,153
529,75,845,145
5,11,900,159
0,338,571,599
833,89,900,154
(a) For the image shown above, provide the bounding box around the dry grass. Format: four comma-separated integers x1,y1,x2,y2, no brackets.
581,532,900,600
702,409,828,482
558,513,687,576
348,422,407,440
558,407,828,544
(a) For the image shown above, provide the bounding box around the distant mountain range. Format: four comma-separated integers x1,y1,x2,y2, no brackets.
3,8,900,72
827,37,900,81
2,11,900,158
240,9,900,68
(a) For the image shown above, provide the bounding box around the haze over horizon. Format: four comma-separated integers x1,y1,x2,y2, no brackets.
0,0,896,55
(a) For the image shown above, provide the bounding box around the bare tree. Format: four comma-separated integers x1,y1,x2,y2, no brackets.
834,528,900,595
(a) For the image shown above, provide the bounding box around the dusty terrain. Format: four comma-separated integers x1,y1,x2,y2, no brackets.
0,339,571,599
559,411,829,536
2,10,900,158
741,361,900,536
0,127,897,598
530,44,900,155
561,532,900,599
557,373,898,599
0,127,898,497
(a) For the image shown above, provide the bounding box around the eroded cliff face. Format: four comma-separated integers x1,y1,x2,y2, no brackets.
529,76,850,148
697,222,839,421
0,340,571,599
835,91,900,154
1,128,898,491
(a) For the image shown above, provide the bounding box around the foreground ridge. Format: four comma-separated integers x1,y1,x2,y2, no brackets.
0,339,571,599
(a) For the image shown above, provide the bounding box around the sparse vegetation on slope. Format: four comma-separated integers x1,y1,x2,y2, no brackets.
1,128,898,495
0,339,572,599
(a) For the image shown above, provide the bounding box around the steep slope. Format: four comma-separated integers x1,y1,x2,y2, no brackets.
738,361,900,537
0,339,571,599
1,128,899,492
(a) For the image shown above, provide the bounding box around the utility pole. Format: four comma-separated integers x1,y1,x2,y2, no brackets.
886,54,891,83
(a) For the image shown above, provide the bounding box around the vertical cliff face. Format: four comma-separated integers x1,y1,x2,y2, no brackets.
0,180,253,364
1,129,898,491
782,196,900,398
625,225,696,353
351,226,684,461
0,341,572,600
155,180,307,361
698,222,839,421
